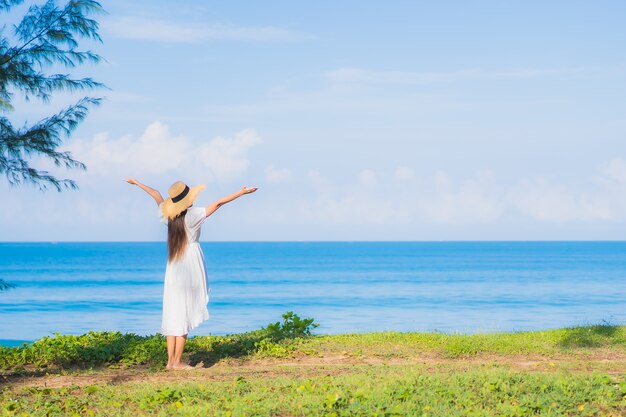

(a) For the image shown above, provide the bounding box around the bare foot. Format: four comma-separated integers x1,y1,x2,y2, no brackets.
165,364,173,371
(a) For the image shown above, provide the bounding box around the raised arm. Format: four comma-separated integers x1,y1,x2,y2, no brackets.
125,178,164,206
206,186,258,217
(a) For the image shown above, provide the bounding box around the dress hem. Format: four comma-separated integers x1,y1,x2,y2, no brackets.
161,312,209,337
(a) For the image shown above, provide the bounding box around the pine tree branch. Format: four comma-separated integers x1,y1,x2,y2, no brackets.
1,1,103,67
0,1,105,191
0,97,99,190
0,2,71,66
0,0,24,12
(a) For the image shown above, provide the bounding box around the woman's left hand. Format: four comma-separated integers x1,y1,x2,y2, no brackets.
242,186,258,194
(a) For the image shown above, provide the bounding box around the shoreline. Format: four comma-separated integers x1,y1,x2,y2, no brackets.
0,340,31,347
3,319,625,348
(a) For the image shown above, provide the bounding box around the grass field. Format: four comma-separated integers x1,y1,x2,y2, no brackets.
1,314,625,416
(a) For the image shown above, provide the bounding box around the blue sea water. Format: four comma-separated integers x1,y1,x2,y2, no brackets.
0,242,625,345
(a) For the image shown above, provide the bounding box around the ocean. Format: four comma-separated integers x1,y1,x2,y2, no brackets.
0,242,625,346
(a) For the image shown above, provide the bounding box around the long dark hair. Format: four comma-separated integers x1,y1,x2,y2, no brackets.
168,210,187,262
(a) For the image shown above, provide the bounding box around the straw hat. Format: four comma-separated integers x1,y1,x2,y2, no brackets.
161,181,206,220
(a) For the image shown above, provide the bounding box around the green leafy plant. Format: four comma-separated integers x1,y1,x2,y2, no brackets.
0,331,164,369
254,337,289,358
0,312,318,371
252,311,318,358
263,311,319,341
139,388,184,411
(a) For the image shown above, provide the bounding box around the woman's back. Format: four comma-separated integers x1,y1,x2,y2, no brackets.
160,203,209,335
182,207,206,243
159,205,207,244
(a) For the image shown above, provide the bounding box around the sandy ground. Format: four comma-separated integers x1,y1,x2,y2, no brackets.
3,351,626,390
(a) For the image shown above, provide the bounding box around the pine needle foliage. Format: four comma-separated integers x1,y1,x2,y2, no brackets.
0,0,105,191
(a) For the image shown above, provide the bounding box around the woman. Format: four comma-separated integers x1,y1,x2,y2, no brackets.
126,178,257,370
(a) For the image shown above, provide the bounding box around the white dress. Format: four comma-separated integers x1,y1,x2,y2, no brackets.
159,204,210,336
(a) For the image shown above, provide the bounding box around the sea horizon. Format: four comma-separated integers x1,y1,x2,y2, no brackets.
3,239,626,243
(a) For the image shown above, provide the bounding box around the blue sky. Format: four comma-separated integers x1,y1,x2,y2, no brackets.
3,0,626,241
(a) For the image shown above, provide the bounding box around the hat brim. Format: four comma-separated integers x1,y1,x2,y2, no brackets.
161,184,206,220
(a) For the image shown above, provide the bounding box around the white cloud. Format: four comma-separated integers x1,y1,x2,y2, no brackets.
603,158,626,183
195,128,262,181
305,169,335,196
298,181,399,225
306,170,327,187
103,17,309,43
297,169,501,225
422,171,502,224
265,165,292,183
294,164,626,227
394,166,415,181
67,121,261,182
6,157,626,241
358,169,378,187
324,67,589,86
506,177,614,223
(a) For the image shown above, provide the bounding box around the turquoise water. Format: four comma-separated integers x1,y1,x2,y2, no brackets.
0,242,625,344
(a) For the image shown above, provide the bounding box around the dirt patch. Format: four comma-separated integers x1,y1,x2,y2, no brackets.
3,352,626,390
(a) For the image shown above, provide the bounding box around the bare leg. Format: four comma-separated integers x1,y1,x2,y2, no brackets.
166,336,176,369
172,334,192,369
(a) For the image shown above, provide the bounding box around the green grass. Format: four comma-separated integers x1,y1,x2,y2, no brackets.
2,365,625,416
307,324,626,359
2,316,626,416
2,322,624,372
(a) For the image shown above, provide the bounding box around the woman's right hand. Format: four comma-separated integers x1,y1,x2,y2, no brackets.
125,178,138,185
241,186,258,195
